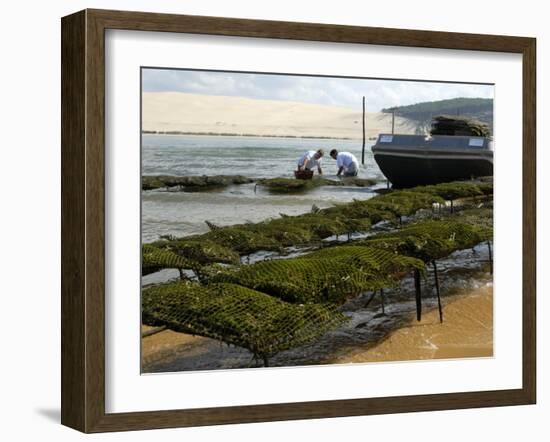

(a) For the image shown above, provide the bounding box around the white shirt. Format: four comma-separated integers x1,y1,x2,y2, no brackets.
298,150,322,169
336,152,358,170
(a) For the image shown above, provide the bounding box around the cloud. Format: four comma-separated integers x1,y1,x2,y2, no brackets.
142,68,493,112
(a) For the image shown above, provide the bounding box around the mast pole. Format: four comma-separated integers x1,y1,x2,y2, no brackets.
361,96,366,165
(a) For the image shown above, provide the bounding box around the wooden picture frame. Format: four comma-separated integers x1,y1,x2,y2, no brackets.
61,8,536,433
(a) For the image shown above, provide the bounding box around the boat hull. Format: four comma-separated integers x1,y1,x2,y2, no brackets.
373,152,493,187
372,134,493,188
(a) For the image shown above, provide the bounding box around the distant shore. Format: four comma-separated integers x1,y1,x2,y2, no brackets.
142,130,354,140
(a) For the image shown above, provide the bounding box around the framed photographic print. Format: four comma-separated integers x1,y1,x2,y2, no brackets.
61,9,536,433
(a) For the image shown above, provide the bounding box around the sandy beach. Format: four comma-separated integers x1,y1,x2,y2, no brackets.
333,284,493,364
142,92,417,139
141,326,214,369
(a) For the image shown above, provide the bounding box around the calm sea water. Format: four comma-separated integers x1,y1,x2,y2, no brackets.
142,134,384,242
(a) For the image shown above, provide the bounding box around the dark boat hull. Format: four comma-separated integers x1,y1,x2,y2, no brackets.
372,134,493,188
373,152,493,188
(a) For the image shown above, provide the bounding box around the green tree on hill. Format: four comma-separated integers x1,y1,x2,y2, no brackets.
382,97,493,134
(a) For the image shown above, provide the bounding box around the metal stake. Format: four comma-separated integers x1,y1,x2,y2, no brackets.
432,260,443,323
364,290,377,308
414,269,422,321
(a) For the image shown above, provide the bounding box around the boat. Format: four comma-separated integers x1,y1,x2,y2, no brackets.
372,133,493,188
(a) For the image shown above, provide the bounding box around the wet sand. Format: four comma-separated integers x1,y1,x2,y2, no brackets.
141,326,213,369
333,284,493,364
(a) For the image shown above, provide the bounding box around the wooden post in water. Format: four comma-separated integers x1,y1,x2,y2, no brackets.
414,269,422,321
432,260,443,323
392,110,395,134
361,96,366,165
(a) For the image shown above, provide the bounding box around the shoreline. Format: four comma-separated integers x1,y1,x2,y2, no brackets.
332,284,493,364
142,131,357,140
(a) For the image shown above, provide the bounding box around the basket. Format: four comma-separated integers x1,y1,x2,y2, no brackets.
294,169,314,180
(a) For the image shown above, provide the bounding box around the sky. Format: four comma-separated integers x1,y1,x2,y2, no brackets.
142,68,493,112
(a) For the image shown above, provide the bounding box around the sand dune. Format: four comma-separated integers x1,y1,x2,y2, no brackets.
142,92,418,139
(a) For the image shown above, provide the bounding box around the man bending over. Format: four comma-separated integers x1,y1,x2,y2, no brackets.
330,149,359,177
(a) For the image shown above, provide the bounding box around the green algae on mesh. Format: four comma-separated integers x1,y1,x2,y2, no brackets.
363,191,445,219
144,180,493,268
257,177,341,193
452,208,494,229
140,180,493,364
142,244,200,276
360,219,492,262
249,217,318,246
141,176,166,190
142,175,254,191
322,200,393,225
476,182,494,196
339,177,378,187
253,212,370,245
320,190,444,225
202,225,284,254
160,238,240,265
142,281,348,361
213,246,424,304
257,176,379,193
413,182,484,202
140,180,493,361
